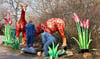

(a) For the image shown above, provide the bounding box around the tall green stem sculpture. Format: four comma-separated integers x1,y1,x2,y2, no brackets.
72,13,92,49
4,13,12,45
4,12,20,49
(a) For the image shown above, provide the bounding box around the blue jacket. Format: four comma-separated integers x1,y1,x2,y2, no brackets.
25,23,36,36
42,32,55,44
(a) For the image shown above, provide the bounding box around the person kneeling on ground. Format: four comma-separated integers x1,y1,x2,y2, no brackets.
40,29,56,58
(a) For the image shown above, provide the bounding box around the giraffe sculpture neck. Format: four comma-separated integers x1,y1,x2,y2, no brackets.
20,10,25,20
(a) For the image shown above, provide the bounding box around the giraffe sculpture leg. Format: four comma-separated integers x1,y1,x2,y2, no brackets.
20,31,26,46
57,24,67,47
16,30,20,41
23,31,26,47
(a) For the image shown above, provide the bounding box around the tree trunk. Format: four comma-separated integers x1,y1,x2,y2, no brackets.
15,10,17,25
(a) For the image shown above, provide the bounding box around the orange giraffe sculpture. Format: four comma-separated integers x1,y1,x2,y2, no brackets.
16,4,28,46
36,18,67,47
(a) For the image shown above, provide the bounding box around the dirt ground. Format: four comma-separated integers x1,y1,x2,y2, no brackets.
1,35,100,59
0,36,65,59
0,36,42,59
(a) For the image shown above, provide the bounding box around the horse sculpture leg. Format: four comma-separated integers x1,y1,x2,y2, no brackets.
57,24,67,47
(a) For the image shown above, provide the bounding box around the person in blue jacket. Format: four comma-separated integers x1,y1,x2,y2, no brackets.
40,29,56,58
25,20,37,48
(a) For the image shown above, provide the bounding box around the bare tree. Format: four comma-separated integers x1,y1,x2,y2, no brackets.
26,0,62,22
0,1,8,21
26,0,100,43
27,0,98,19
0,7,8,21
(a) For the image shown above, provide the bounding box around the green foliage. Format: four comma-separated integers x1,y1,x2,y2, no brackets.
48,42,61,58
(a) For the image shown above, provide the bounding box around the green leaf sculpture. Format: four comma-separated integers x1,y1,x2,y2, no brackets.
48,42,62,59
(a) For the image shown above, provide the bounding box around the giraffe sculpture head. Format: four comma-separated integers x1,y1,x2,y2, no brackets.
20,4,28,11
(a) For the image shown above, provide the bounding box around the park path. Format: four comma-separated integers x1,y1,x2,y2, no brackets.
0,36,42,59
